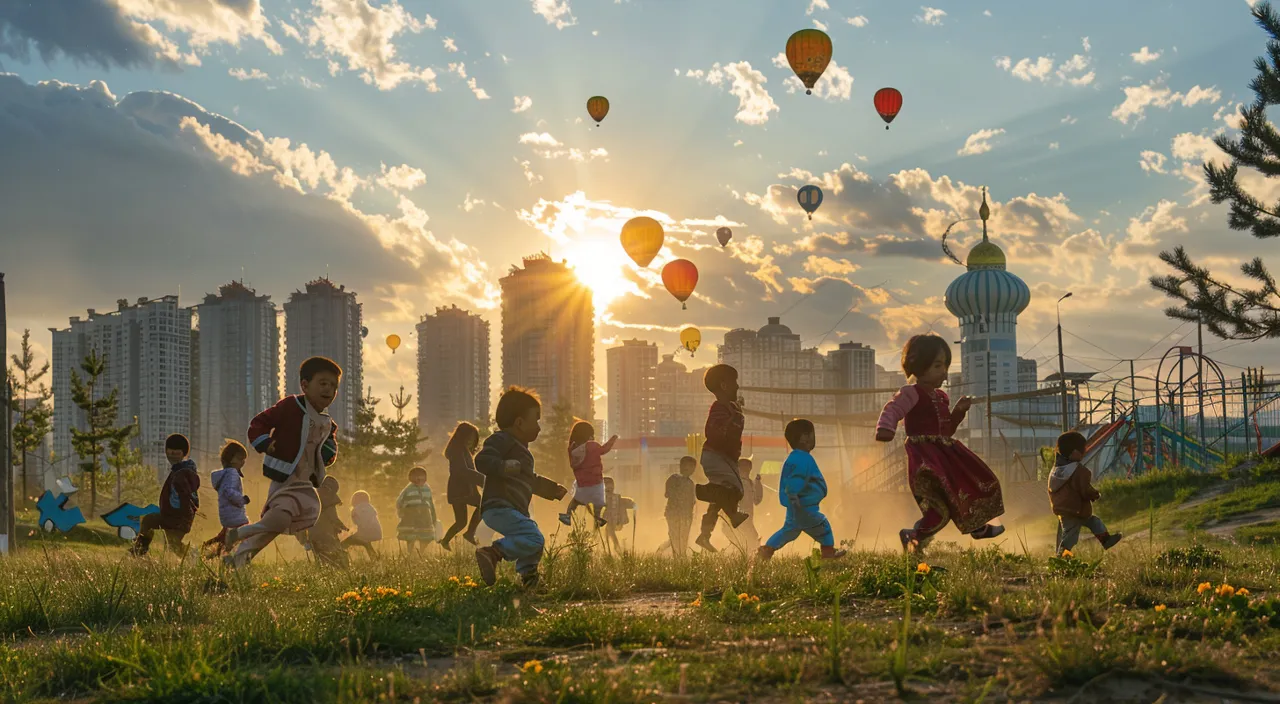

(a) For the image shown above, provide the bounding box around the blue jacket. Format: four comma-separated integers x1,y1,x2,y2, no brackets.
778,450,827,509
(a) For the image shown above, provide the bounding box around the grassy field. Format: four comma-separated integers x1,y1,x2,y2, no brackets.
7,464,1280,702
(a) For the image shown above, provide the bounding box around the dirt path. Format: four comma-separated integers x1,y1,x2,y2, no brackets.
1202,507,1280,539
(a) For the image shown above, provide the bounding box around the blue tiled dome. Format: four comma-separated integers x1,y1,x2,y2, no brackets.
945,267,1031,318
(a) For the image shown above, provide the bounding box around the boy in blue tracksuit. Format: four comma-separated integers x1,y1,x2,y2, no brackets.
758,419,847,561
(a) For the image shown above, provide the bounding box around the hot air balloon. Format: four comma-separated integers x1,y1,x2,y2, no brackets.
785,29,833,95
874,87,903,130
662,259,699,310
797,185,823,220
587,96,610,125
716,226,732,247
620,216,665,267
386,334,401,354
680,327,701,355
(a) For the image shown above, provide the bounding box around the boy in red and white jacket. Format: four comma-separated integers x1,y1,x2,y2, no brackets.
227,356,342,567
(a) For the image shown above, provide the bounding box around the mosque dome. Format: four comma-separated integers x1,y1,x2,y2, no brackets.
944,187,1032,319
757,316,794,337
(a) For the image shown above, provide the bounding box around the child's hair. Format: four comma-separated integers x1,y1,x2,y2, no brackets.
703,364,738,394
901,334,952,379
408,466,427,483
443,421,480,458
1057,431,1087,458
679,455,696,469
322,475,340,492
568,420,594,451
495,386,541,429
738,456,753,468
219,440,247,466
352,490,370,505
603,476,615,489
784,418,816,448
164,433,190,454
300,356,343,382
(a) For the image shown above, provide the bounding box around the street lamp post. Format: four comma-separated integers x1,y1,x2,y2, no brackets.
1056,292,1073,432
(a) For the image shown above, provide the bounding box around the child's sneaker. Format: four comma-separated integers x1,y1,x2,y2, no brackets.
1099,532,1123,550
970,524,1005,540
476,546,502,586
558,513,572,526
129,535,152,557
595,517,607,529
695,535,718,553
729,511,750,528
820,545,847,560
757,545,775,561
521,572,540,590
899,529,917,554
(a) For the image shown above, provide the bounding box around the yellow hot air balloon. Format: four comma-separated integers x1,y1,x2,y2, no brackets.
620,216,665,268
785,29,833,95
680,327,701,356
386,334,401,354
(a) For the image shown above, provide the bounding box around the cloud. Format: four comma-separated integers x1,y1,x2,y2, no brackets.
684,61,779,125
531,0,576,29
1061,114,1078,125
305,0,439,91
957,128,1005,156
512,95,533,113
772,52,853,100
461,193,488,212
1139,150,1167,174
1111,77,1222,124
0,0,277,70
1131,46,1161,64
807,0,829,13
846,15,868,27
447,62,489,99
916,7,947,25
994,37,1094,86
1049,142,1060,150
515,157,542,184
442,36,457,52
377,163,426,192
518,131,607,161
228,67,269,81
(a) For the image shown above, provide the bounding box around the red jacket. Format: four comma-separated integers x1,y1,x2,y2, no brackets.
158,459,200,531
703,400,744,463
248,395,338,485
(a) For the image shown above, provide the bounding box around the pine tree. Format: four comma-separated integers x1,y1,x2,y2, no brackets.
1152,1,1280,339
8,330,52,504
342,386,384,478
377,386,430,471
69,350,133,518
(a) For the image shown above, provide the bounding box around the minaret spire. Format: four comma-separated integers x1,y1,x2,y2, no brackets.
979,186,990,242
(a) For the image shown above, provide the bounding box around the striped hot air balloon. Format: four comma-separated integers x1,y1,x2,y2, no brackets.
620,216,664,267
587,96,610,125
797,185,823,220
662,259,699,310
785,29,833,95
874,88,903,130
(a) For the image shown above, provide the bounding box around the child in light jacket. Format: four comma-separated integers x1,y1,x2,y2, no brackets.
203,441,251,556
397,466,438,555
343,490,382,558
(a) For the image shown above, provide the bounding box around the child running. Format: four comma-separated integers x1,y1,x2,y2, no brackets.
694,364,750,553
397,466,438,555
663,456,697,557
343,490,382,558
203,441,251,556
602,476,636,553
559,421,617,528
309,476,348,567
1049,431,1123,555
759,419,846,560
130,433,199,557
227,356,341,567
474,387,567,589
721,456,764,554
439,421,484,550
876,334,1005,553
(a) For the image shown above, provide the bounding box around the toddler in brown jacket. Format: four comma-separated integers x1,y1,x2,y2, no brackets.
1048,431,1122,555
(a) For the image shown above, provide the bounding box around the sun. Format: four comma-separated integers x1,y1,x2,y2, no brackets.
560,239,646,311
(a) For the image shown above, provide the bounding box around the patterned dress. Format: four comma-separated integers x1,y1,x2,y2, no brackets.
877,384,1004,535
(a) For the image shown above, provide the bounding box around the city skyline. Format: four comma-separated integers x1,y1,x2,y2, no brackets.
0,0,1272,418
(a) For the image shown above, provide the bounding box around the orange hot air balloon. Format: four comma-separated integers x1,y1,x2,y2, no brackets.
785,29,832,95
620,216,665,267
874,87,903,130
587,96,610,125
662,259,699,310
386,334,401,354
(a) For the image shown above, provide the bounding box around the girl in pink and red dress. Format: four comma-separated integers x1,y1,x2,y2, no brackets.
875,334,1005,553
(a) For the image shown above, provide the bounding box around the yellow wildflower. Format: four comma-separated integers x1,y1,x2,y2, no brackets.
1217,584,1236,598
750,595,761,603
1061,549,1073,559
260,582,269,588
1197,582,1213,595
691,593,703,607
521,660,543,674
1154,604,1167,612
916,562,931,575
737,593,750,602
1237,588,1251,597
448,576,460,584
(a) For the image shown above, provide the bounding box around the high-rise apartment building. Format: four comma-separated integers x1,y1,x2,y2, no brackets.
194,282,280,465
606,339,657,439
828,342,878,413
50,296,192,475
283,278,363,431
1017,357,1039,392
499,254,594,420
416,304,491,442
655,354,712,437
718,317,843,435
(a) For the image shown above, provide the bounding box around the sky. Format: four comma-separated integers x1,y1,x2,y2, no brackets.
0,0,1273,421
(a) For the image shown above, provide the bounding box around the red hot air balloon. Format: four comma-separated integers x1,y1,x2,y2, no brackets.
874,88,903,130
661,259,699,310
